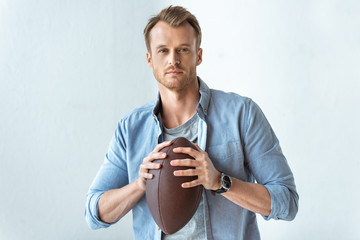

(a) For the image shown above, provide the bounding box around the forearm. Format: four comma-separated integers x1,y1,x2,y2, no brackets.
222,177,271,216
98,178,145,223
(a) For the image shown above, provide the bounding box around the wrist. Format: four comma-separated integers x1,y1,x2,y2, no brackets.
211,171,222,191
212,172,232,194
135,178,146,192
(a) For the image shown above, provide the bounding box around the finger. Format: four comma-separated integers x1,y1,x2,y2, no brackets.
145,152,167,162
140,172,154,179
153,141,172,152
181,179,201,188
173,147,199,158
170,158,200,167
140,162,162,171
173,168,197,176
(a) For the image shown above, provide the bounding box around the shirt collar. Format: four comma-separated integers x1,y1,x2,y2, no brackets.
197,77,210,116
152,77,210,117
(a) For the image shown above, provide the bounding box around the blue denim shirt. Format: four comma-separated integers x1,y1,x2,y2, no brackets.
85,78,299,240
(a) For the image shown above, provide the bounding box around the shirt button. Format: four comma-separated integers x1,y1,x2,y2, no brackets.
204,108,207,113
156,137,158,141
153,115,156,119
157,227,160,231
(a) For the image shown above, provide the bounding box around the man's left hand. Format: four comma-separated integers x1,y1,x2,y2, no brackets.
170,143,221,190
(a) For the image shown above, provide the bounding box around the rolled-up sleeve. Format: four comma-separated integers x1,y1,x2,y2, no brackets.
85,119,129,229
85,191,111,229
244,100,299,221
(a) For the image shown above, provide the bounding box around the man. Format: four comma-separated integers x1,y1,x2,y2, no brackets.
85,6,298,240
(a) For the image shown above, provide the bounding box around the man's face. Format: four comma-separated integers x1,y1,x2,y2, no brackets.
146,21,202,92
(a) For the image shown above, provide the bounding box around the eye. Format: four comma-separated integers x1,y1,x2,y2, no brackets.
158,49,168,53
179,48,189,53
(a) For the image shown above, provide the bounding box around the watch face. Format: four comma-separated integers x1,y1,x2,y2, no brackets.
222,175,231,189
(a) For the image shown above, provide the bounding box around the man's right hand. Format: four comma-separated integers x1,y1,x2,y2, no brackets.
98,141,172,223
137,141,172,190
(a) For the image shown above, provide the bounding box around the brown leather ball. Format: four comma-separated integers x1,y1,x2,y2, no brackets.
146,137,203,235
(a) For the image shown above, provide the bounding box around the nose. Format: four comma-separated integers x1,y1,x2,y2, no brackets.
169,50,180,66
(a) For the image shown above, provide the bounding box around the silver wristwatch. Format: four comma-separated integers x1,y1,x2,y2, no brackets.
213,172,232,194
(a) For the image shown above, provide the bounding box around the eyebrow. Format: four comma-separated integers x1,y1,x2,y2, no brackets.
155,44,192,50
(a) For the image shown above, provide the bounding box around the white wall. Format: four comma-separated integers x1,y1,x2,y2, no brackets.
1,0,359,239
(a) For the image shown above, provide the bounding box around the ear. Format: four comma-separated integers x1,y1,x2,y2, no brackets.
196,48,203,66
146,51,153,68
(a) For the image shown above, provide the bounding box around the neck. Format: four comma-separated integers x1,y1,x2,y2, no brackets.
159,81,200,129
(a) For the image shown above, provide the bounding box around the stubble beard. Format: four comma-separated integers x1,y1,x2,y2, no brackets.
154,67,197,92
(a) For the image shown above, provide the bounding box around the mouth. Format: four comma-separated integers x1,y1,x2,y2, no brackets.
166,69,183,75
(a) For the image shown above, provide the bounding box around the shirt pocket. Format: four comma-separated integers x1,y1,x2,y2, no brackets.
206,140,247,179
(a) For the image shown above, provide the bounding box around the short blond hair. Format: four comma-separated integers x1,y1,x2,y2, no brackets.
144,6,202,52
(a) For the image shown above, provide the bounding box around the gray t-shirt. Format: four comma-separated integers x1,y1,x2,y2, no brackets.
160,113,206,240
